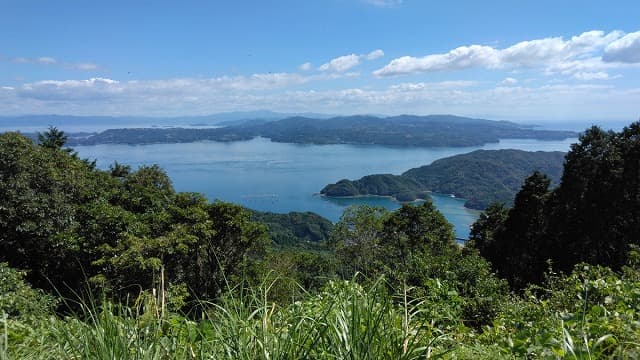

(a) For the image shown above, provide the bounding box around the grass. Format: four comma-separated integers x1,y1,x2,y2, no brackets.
2,277,454,359
3,269,639,359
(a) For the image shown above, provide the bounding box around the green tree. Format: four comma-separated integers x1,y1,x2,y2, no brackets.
329,205,389,279
0,132,103,291
468,202,508,262
37,126,68,150
474,121,640,289
547,123,640,272
109,161,131,178
476,171,552,288
381,201,455,267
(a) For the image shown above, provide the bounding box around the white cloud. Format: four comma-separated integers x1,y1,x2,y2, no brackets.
573,72,610,80
1,86,15,91
319,49,385,72
4,74,639,120
389,80,477,91
603,31,640,63
319,54,361,72
360,0,402,7
16,72,323,103
374,30,628,77
37,57,57,64
373,45,500,76
366,49,384,60
298,62,312,71
500,77,518,85
11,56,57,65
71,63,100,71
19,78,122,100
6,55,105,72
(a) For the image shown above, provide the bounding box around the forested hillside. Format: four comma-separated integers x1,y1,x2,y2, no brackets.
1,122,639,358
64,115,577,147
322,149,566,209
470,122,640,288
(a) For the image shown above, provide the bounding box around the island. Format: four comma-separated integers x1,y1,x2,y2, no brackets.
62,114,577,147
321,149,566,209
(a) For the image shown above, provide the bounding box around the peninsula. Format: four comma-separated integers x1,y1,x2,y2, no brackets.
321,149,566,209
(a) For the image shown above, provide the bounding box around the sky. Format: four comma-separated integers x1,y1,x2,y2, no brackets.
1,0,639,122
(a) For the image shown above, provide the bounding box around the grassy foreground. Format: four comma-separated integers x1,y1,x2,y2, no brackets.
2,263,640,359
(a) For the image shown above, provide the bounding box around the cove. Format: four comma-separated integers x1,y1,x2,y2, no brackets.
74,137,576,239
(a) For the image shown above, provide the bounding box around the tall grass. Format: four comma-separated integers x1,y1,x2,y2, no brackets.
2,277,452,359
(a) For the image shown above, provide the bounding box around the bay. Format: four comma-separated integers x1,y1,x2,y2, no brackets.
74,136,576,240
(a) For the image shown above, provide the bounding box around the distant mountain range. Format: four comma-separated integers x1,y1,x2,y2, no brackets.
0,111,336,129
47,114,578,147
321,149,567,209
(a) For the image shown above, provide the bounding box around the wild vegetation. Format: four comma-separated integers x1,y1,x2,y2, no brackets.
470,123,640,288
1,122,639,358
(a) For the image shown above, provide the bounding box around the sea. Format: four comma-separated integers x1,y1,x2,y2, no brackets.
3,118,631,239
72,137,578,240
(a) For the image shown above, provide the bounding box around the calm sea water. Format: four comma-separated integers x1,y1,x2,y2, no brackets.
74,137,577,239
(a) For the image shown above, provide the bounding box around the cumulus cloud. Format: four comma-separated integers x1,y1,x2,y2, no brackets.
603,31,640,63
374,45,499,76
374,30,629,77
319,49,385,72
319,54,361,72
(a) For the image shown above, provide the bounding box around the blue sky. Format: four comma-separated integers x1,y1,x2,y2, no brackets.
1,0,639,122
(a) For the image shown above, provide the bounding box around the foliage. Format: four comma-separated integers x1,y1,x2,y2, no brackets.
37,126,68,150
250,210,333,247
329,205,390,279
473,121,640,288
4,261,636,359
480,261,640,358
0,132,268,306
330,203,510,329
3,121,640,358
0,263,57,320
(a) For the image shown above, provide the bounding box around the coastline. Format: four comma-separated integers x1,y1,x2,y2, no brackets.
319,191,482,212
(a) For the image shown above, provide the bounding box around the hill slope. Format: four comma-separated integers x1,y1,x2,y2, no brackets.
321,149,566,209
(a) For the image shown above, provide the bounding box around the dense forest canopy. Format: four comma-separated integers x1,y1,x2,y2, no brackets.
470,121,640,288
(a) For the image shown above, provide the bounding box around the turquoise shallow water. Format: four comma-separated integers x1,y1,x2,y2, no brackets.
74,137,576,239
